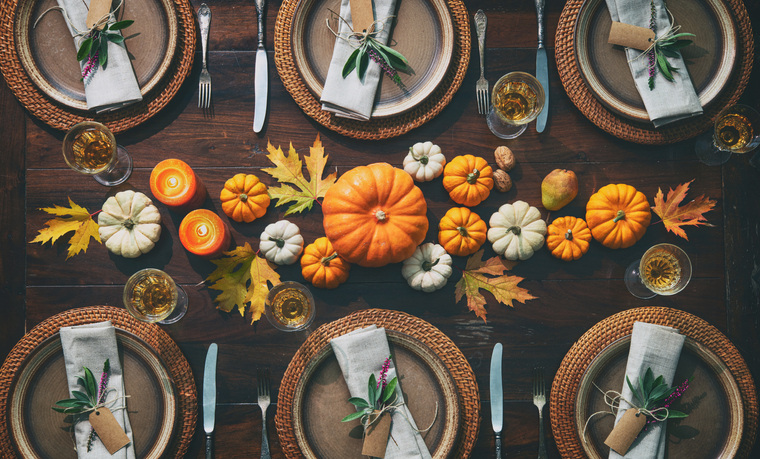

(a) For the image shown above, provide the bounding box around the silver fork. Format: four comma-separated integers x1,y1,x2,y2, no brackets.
198,4,212,108
474,10,489,115
257,370,271,459
533,367,548,459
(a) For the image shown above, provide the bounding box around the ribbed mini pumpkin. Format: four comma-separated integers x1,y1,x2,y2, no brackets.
220,174,270,223
301,237,350,289
322,163,429,267
586,184,651,249
438,207,487,256
442,155,494,206
546,216,592,261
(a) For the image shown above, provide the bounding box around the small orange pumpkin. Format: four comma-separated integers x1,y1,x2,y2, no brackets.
546,216,592,261
438,207,487,256
586,184,651,249
301,237,350,289
442,155,494,206
220,174,270,223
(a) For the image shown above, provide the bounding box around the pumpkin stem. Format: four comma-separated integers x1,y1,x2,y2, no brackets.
507,225,521,235
239,193,248,202
466,168,481,184
375,210,387,222
457,226,469,237
422,258,440,272
565,229,573,240
123,219,135,230
321,252,339,266
420,155,429,165
613,210,626,222
274,237,285,248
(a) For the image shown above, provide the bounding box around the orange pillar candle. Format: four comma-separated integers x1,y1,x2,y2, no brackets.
150,159,207,211
179,209,231,258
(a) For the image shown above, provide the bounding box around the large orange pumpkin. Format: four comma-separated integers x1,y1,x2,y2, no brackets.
322,163,429,267
438,207,487,256
442,155,494,206
301,237,350,289
586,184,651,249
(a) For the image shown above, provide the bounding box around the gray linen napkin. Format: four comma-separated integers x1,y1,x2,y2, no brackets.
56,0,142,112
330,326,432,459
60,321,135,459
609,322,685,459
605,0,702,126
319,0,396,120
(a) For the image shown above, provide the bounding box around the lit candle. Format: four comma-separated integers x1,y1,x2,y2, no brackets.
149,159,207,211
179,209,231,258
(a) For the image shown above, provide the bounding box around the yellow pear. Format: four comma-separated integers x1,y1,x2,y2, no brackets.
541,169,578,211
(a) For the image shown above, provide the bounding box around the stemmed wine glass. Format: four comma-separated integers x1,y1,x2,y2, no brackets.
624,243,692,299
696,104,760,166
62,121,132,186
265,281,315,332
124,268,188,324
486,72,545,139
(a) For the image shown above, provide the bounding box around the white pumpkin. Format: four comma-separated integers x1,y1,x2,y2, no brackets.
98,190,162,258
487,201,547,261
401,243,453,292
403,141,446,182
259,220,304,265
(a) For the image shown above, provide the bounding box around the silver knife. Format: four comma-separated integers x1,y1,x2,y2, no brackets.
535,0,549,133
253,0,268,133
203,343,219,459
490,343,503,459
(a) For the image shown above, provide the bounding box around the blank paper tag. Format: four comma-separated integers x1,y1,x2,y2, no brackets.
608,21,656,51
362,410,391,458
604,408,647,455
89,408,130,454
349,0,375,34
86,0,112,29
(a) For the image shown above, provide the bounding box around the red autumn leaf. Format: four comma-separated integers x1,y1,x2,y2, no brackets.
651,180,716,241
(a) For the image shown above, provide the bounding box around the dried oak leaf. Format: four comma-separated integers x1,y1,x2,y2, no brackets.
263,135,337,215
652,180,716,241
29,197,101,259
207,243,281,323
454,249,536,323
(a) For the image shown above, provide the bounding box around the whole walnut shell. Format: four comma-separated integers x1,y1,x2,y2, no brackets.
493,169,512,192
494,146,516,171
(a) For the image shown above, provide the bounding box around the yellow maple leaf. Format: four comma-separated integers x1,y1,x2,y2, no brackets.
262,135,337,215
30,198,101,259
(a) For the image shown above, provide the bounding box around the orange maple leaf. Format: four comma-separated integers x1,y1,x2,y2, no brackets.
651,180,716,241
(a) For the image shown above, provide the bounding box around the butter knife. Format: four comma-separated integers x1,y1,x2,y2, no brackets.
535,0,549,133
203,343,218,459
253,0,268,133
490,343,503,459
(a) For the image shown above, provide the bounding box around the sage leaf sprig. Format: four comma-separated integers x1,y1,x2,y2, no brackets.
648,32,695,89
342,36,409,86
341,356,398,424
626,367,688,420
77,20,133,79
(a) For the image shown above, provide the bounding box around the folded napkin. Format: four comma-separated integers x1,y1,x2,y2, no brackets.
605,0,702,126
330,326,432,459
320,0,396,120
609,322,685,459
56,0,142,112
60,321,135,459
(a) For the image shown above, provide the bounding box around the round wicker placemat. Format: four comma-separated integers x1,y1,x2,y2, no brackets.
555,0,754,145
275,309,481,458
0,306,197,458
0,0,196,134
274,0,470,140
550,307,758,458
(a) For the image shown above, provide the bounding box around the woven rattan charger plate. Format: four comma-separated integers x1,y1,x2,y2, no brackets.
275,309,481,458
0,306,197,458
550,307,758,458
274,0,470,140
0,0,196,134
555,0,754,145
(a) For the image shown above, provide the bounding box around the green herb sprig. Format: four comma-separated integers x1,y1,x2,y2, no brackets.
341,356,398,424
626,368,688,420
342,36,409,85
649,32,695,87
52,359,109,415
77,20,133,79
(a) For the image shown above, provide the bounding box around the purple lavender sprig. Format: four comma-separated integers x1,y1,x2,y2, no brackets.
368,49,402,85
377,356,392,391
646,378,690,425
647,0,656,90
86,359,111,452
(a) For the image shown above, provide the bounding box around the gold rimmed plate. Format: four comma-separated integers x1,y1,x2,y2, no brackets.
574,0,736,122
291,0,454,118
292,330,460,458
15,0,178,110
576,336,743,458
8,329,177,458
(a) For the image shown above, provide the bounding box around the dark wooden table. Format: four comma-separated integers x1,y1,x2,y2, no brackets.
2,0,760,457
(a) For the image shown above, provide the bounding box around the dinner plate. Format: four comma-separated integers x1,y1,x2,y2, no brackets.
576,336,743,458
15,0,178,110
7,329,177,459
292,330,460,458
574,0,736,122
291,0,454,118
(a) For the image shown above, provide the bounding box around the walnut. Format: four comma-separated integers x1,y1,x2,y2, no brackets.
494,146,516,171
493,169,512,192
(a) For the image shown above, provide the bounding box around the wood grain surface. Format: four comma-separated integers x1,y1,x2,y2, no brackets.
2,0,760,457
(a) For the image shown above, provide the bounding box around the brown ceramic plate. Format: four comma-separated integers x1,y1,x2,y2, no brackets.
291,0,454,118
574,0,736,122
15,0,178,110
7,329,177,458
292,330,460,458
576,336,743,458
